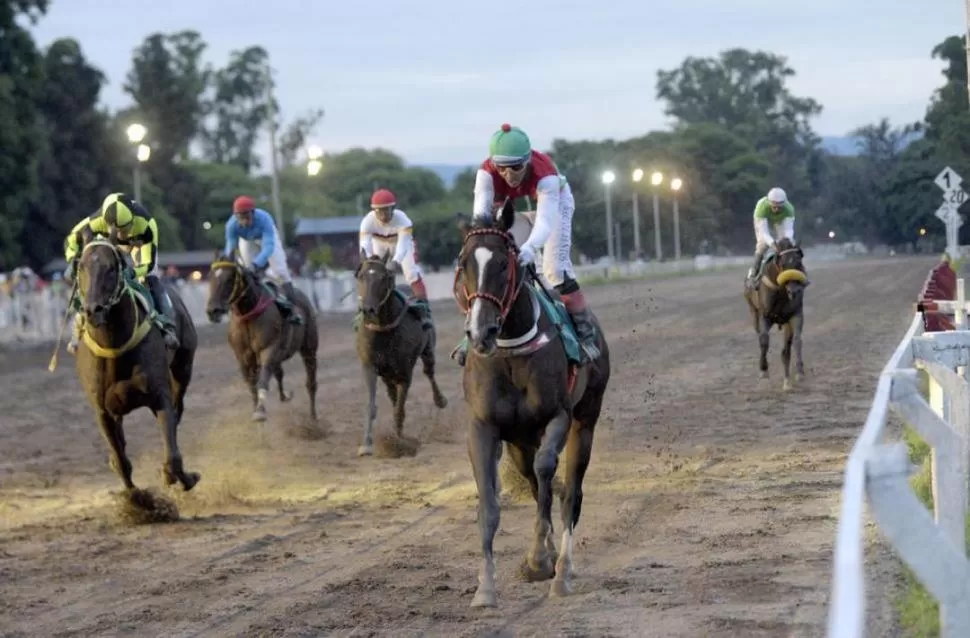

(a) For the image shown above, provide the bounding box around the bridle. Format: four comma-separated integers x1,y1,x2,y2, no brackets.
453,227,528,325
79,239,128,308
356,258,406,331
210,260,254,306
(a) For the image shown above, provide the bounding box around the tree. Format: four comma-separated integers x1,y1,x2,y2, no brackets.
0,0,48,269
21,38,126,267
202,46,272,172
123,30,211,165
278,107,325,168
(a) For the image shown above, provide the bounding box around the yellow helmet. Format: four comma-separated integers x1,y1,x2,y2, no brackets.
101,192,135,228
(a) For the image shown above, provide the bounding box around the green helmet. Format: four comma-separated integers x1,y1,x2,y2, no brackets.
488,123,532,166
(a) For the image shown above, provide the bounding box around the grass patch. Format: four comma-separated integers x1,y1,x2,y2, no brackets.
895,404,970,636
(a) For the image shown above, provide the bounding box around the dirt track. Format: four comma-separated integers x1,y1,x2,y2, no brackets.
0,256,929,637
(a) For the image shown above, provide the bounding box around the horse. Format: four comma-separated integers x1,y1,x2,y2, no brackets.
354,250,448,456
743,236,809,390
205,252,318,423
72,239,200,493
453,201,611,608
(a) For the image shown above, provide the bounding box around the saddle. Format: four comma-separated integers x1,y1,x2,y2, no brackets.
527,280,583,366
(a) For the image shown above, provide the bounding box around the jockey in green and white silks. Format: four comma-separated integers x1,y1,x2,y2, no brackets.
451,123,600,365
747,187,796,287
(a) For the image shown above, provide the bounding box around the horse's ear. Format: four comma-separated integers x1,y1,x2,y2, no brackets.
456,213,472,237
381,252,391,265
498,198,515,232
359,247,368,262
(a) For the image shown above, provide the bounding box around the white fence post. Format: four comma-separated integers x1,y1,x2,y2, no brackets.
828,270,970,636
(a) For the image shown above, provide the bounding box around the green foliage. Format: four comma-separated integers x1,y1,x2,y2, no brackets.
2,24,970,273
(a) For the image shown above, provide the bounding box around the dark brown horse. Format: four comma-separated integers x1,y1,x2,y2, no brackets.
354,250,447,456
73,239,200,492
453,203,611,608
743,237,809,390
205,253,318,423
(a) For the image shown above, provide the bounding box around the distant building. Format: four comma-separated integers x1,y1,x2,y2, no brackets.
293,216,364,271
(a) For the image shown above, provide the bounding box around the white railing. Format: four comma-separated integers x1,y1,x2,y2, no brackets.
828,275,970,637
0,250,850,345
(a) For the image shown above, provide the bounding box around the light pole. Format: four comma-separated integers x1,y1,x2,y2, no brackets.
126,123,150,202
632,168,644,259
602,170,616,261
671,177,683,260
651,171,664,261
265,62,285,243
307,145,323,177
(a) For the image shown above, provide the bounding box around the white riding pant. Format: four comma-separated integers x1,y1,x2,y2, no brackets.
238,233,292,283
370,237,423,284
540,184,577,287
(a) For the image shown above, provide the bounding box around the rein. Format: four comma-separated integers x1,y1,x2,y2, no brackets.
77,239,153,358
210,260,274,321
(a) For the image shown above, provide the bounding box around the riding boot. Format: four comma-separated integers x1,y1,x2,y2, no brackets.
560,288,601,362
280,282,304,325
747,250,765,289
409,278,433,330
147,276,180,349
67,313,84,354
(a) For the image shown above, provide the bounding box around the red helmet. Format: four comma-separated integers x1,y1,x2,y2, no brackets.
233,195,256,214
370,189,396,209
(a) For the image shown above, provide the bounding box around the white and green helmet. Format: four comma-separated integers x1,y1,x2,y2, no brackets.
489,123,532,166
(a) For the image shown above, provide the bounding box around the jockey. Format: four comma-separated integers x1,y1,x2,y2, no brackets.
64,192,179,353
747,187,796,288
222,195,302,325
453,122,601,366
356,188,433,329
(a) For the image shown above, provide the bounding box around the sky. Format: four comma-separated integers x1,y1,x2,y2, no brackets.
26,0,966,167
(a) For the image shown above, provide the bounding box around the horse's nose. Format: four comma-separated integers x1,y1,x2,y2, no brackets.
363,304,378,315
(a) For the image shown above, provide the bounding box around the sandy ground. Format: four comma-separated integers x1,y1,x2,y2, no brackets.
0,256,930,638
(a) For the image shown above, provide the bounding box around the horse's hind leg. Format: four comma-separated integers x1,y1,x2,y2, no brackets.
274,365,293,402
793,312,805,380
300,347,318,422
96,409,135,490
420,335,447,409
552,417,595,596
526,409,570,583
781,321,794,391
468,419,502,608
393,379,411,437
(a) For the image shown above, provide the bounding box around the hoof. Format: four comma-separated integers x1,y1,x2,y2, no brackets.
550,579,572,597
252,408,267,422
760,370,769,379
783,379,793,391
280,390,294,402
181,472,201,491
357,444,374,457
470,588,497,608
794,372,804,382
434,394,448,409
519,556,556,582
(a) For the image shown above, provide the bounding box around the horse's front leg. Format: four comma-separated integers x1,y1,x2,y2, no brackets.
523,409,570,583
781,321,794,391
469,419,502,608
95,408,135,491
155,393,200,491
252,347,280,422
759,315,771,378
358,363,378,456
393,377,412,437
